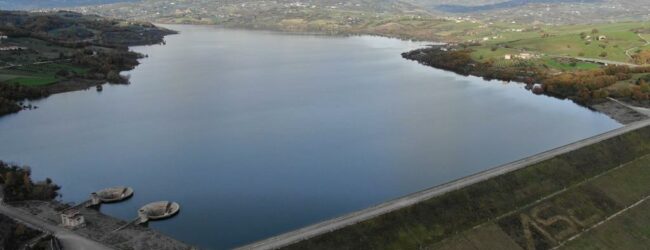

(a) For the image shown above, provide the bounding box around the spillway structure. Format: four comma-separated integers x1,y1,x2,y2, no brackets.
137,201,180,224
89,186,134,206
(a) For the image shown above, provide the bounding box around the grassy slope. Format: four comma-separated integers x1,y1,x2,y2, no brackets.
561,200,650,249
508,23,645,61
0,63,89,86
433,153,650,249
470,22,650,65
283,124,650,249
0,36,89,87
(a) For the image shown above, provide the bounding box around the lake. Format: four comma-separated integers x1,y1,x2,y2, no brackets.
0,25,621,249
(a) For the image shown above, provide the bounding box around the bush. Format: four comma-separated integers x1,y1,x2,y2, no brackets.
632,50,650,65
0,162,60,202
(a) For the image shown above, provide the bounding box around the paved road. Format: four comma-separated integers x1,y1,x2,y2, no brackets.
236,119,650,250
625,33,650,59
0,203,113,250
0,59,71,70
555,55,640,67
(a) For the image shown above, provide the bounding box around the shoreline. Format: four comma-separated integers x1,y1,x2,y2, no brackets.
401,46,650,124
4,24,638,124
155,22,445,44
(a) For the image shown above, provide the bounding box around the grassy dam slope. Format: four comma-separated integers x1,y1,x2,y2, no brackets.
241,120,650,250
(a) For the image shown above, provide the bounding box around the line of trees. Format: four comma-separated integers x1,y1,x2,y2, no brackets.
404,46,650,104
544,65,650,102
71,48,142,83
0,84,48,116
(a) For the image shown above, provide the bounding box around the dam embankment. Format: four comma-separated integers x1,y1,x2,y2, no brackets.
241,118,650,250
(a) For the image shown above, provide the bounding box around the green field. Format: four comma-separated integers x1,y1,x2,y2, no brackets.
284,125,650,249
3,76,59,86
0,63,89,86
562,200,650,249
464,22,650,69
431,153,650,250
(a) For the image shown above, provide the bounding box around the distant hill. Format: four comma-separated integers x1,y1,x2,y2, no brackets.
434,0,600,13
36,0,650,25
0,0,135,10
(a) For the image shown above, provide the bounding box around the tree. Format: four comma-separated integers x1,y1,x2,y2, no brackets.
632,87,648,100
592,89,609,99
600,51,608,57
632,50,650,65
106,71,124,83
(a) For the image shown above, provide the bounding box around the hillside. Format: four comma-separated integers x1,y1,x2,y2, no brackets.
432,0,600,13
0,0,134,10
49,0,650,27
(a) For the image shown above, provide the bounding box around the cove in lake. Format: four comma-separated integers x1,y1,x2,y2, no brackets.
0,25,621,249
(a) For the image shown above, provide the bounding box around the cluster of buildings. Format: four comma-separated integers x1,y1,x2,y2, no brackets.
0,32,26,51
504,53,539,60
0,46,26,51
584,35,608,42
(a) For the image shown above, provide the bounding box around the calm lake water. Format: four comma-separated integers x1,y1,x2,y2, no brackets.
0,25,621,249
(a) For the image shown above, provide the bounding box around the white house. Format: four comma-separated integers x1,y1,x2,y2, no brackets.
0,46,26,51
518,53,534,60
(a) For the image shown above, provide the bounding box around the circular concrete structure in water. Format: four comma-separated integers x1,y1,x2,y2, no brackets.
93,186,134,203
138,201,180,222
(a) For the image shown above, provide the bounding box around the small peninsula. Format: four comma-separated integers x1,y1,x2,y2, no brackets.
0,10,176,117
